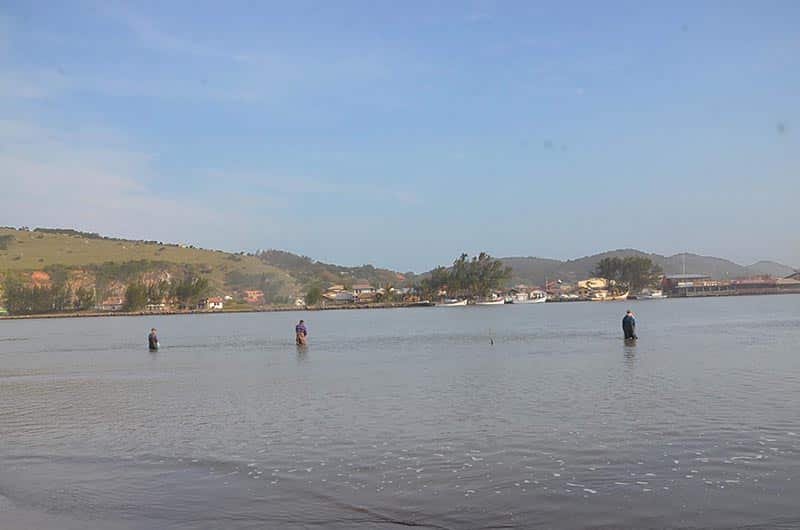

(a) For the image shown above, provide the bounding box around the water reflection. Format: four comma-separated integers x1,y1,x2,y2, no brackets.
623,339,636,367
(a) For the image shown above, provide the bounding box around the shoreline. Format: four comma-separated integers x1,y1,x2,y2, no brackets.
3,291,799,321
0,302,429,321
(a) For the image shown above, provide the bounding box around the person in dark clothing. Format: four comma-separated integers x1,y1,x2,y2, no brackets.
295,320,308,346
148,328,159,351
622,310,637,340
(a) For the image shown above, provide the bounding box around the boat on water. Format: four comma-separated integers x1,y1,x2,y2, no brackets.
607,291,629,301
475,297,505,306
589,290,630,301
438,299,468,307
511,291,547,304
631,289,667,300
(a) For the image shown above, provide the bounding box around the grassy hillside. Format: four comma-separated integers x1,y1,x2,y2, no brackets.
0,227,298,300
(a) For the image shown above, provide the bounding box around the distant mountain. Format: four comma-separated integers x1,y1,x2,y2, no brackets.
745,260,797,278
498,256,563,285
256,249,412,288
501,250,796,286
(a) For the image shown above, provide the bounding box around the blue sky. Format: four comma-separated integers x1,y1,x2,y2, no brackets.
1,1,798,271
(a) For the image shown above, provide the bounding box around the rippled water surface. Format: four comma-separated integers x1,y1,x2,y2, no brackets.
2,295,800,529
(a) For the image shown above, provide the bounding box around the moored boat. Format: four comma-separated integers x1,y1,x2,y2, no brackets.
438,298,467,307
632,289,667,300
512,291,547,304
475,297,505,305
589,290,630,301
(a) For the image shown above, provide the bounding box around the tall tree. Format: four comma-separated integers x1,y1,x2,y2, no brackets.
305,285,322,306
171,275,210,308
74,286,95,310
594,256,663,292
418,253,511,300
594,257,624,283
123,282,148,311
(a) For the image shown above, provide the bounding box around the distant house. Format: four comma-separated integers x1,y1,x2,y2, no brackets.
323,284,347,302
662,274,714,296
198,297,224,310
30,271,52,288
98,297,124,312
352,281,376,296
146,301,167,312
294,298,306,307
244,290,265,304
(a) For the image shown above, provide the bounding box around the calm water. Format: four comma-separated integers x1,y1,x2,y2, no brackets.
2,296,799,529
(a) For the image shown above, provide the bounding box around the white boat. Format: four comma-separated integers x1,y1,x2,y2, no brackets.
512,291,547,304
438,298,467,307
476,297,505,305
633,289,667,300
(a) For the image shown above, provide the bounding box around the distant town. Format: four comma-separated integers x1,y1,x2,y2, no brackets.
1,226,799,318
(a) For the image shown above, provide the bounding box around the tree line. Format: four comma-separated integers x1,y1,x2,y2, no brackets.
1,274,210,315
419,252,511,299
593,256,663,292
1,277,95,315
122,275,210,311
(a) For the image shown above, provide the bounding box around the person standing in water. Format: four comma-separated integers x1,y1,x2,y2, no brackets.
148,328,159,351
295,320,308,346
622,310,637,340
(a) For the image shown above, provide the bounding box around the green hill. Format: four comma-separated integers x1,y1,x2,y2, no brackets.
0,227,415,312
0,227,299,304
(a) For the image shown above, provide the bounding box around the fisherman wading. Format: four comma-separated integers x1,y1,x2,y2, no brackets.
295,320,308,346
622,310,637,340
148,328,159,351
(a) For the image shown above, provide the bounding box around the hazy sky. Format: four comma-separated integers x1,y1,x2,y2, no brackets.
1,1,798,271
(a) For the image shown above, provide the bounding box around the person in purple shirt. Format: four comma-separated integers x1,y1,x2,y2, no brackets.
148,328,159,351
295,320,308,345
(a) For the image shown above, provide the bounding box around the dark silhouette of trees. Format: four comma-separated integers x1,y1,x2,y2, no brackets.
594,256,663,292
418,252,511,299
171,275,210,308
123,282,148,311
2,276,72,315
